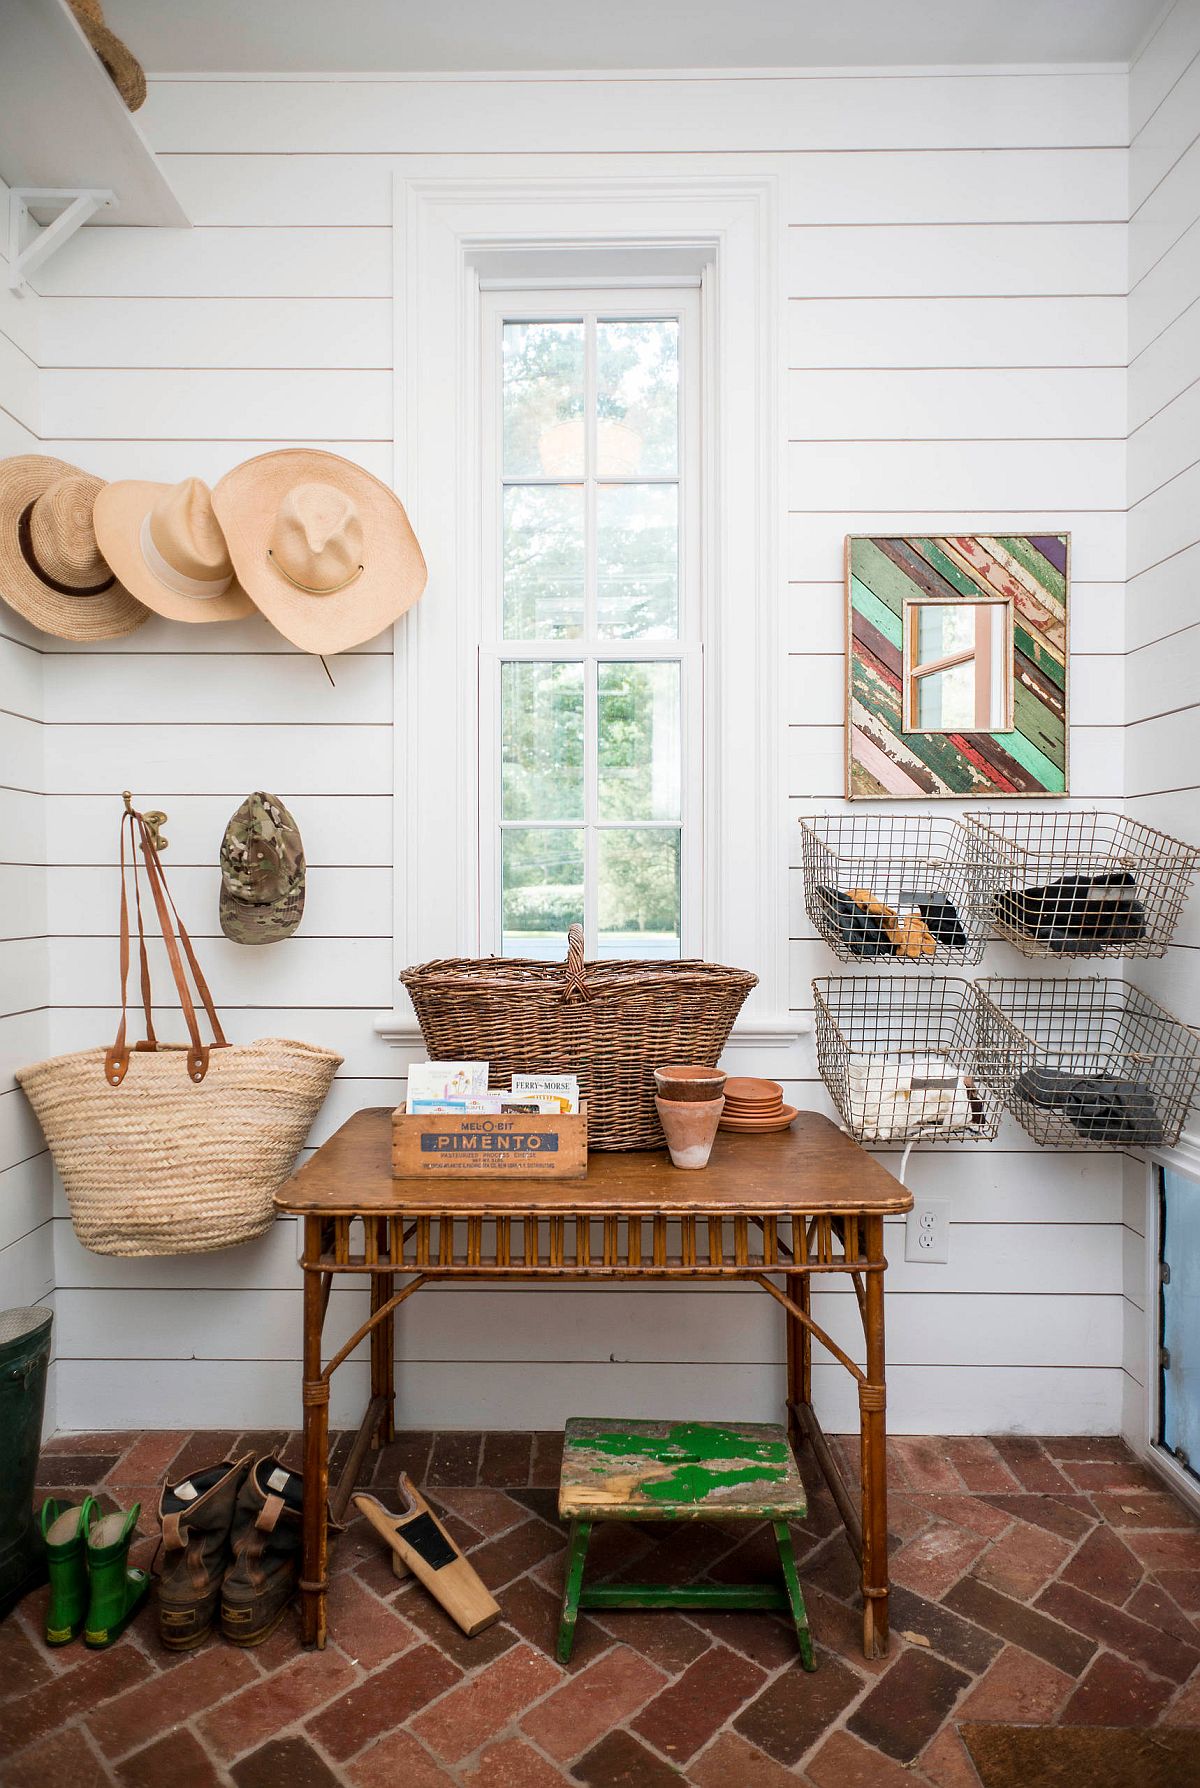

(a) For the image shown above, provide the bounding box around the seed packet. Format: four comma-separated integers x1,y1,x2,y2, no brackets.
409,1098,468,1114
407,1061,490,1111
509,1073,580,1113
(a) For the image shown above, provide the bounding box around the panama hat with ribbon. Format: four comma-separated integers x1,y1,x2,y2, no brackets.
211,450,427,655
0,455,149,640
93,476,254,624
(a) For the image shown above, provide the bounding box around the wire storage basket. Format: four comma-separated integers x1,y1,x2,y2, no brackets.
813,976,1000,1146
963,809,1200,959
799,813,989,966
400,926,757,1152
975,977,1200,1150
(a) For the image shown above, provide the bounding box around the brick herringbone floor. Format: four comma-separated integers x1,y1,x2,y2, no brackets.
2,1431,1198,1784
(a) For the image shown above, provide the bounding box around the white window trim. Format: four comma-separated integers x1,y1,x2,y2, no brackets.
375,171,802,1053
1130,1137,1200,1518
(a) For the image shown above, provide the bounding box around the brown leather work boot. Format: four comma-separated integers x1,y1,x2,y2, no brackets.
157,1453,253,1650
219,1456,305,1646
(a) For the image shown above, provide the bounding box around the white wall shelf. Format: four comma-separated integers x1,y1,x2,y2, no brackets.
0,0,188,260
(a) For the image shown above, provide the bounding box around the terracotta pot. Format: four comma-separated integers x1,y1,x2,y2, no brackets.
653,1065,727,1102
655,1094,725,1169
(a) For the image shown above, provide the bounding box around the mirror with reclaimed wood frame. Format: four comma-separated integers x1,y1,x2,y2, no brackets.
846,534,1068,799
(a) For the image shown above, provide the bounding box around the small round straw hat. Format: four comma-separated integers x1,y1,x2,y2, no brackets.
93,476,254,624
0,455,149,640
212,450,427,655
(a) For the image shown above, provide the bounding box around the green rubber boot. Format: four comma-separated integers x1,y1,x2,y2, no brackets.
40,1496,96,1646
84,1504,149,1648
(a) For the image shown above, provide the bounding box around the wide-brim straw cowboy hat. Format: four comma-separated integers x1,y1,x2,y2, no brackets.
67,0,147,112
93,476,254,624
212,451,427,656
0,455,150,641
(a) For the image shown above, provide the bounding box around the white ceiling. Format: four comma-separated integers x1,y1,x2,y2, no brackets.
104,0,1167,74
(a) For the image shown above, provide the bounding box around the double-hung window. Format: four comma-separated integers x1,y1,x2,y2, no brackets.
479,288,701,961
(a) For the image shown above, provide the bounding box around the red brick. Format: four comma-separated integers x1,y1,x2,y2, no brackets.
165,1432,243,1482
346,1729,458,1787
848,1646,970,1764
735,1656,864,1767
461,1737,571,1786
944,1576,1096,1677
1092,1490,1200,1531
1127,1579,1200,1647
427,1431,482,1485
888,1585,1001,1674
683,1608,802,1671
915,1492,1012,1539
0,1612,53,1700
89,1643,258,1758
572,1729,686,1787
889,1520,986,1599
197,1648,358,1762
1125,1528,1200,1574
522,1647,665,1761
368,1430,433,1485
401,1587,517,1671
325,1569,417,1669
886,1438,960,1491
942,1437,1021,1494
530,1431,565,1487
307,1642,462,1761
1163,1671,1200,1726
1042,1435,1135,1461
105,1430,190,1486
0,1727,110,1788
470,1518,565,1591
808,1728,923,1787
956,1643,1073,1723
35,1453,119,1487
688,1731,805,1788
1036,1580,1198,1683
0,1645,152,1755
971,1521,1071,1602
116,1729,226,1788
480,1432,534,1487
43,1430,128,1453
590,1607,711,1675
1061,1523,1144,1606
495,1572,608,1672
231,1736,345,1788
432,1487,529,1539
410,1642,560,1765
919,1723,984,1788
1156,1569,1200,1614
1062,1458,1166,1493
980,1492,1095,1542
990,1435,1073,1494
1060,1650,1177,1726
632,1641,765,1764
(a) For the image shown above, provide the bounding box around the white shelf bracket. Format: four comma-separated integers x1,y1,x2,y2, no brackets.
8,187,115,293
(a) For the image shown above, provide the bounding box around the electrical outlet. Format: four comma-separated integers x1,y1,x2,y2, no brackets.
904,1198,951,1264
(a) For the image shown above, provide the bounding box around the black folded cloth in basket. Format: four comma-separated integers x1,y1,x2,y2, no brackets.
1013,1067,1164,1145
994,873,1146,953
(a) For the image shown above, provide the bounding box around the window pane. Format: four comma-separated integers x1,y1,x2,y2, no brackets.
502,828,584,960
597,484,678,639
596,319,679,476
916,602,975,665
598,829,681,960
503,484,584,639
916,661,976,731
502,662,584,820
503,321,585,478
598,662,681,821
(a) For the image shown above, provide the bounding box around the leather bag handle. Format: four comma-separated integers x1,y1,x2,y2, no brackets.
105,806,228,1086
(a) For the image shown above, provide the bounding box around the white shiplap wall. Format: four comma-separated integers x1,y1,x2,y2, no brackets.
1122,0,1200,1441
4,65,1135,1433
0,178,55,1427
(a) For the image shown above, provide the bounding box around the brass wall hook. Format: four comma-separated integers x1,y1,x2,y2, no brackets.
120,791,168,851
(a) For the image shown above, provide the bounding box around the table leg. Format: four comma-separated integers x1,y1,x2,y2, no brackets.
369,1232,396,1446
300,1216,330,1649
859,1214,889,1658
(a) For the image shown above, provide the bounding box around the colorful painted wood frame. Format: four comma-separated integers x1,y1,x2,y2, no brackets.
846,534,1069,799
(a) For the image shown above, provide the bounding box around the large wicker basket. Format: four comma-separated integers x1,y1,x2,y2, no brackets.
401,926,757,1150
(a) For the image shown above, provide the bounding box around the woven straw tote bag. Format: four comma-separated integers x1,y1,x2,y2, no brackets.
17,805,342,1257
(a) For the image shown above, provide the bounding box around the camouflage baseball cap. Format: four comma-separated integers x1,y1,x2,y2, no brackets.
219,792,305,945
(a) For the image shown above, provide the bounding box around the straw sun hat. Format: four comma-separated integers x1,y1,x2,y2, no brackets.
67,0,147,112
93,477,254,624
0,455,149,640
213,451,427,655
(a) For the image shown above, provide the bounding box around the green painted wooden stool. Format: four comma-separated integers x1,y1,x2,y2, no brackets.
556,1416,816,1670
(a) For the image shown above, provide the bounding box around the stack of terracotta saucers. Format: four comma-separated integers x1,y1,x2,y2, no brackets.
719,1076,798,1133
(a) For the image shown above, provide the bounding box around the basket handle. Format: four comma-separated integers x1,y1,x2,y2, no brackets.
562,923,592,1003
105,806,228,1086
